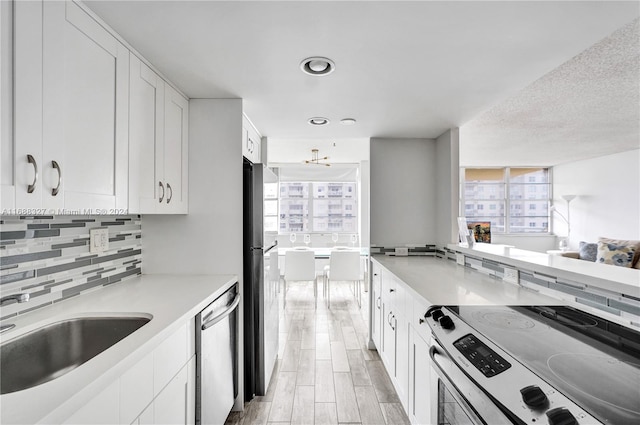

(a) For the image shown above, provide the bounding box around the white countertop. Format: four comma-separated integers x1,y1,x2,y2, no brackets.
373,255,560,306
0,274,237,425
449,243,640,297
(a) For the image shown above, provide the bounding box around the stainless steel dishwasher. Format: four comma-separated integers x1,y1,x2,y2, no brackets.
195,283,240,425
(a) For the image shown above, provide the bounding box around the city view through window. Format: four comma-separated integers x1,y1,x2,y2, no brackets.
462,168,550,233
279,182,357,233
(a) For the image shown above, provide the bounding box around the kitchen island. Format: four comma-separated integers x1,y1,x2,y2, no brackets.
0,274,237,425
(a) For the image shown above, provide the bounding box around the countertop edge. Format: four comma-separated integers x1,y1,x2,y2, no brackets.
1,273,238,425
447,244,639,297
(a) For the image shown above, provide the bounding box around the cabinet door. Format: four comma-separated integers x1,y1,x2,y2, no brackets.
129,54,163,214
371,266,382,350
381,303,396,375
409,327,433,425
63,380,119,425
395,311,409,410
42,0,129,210
242,115,261,163
13,0,43,209
163,84,188,214
0,0,14,210
154,364,189,425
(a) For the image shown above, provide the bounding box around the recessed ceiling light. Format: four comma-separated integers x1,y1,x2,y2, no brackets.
340,118,357,126
308,117,330,126
300,57,335,76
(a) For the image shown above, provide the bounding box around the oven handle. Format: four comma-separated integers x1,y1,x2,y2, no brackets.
429,343,519,425
429,345,488,425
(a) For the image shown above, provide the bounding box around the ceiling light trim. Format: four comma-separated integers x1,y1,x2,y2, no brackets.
340,118,357,125
308,117,330,126
300,57,335,76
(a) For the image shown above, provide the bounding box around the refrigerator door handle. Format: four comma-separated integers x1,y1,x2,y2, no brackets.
264,241,278,254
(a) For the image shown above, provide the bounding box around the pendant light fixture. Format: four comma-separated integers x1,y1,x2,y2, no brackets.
304,149,330,166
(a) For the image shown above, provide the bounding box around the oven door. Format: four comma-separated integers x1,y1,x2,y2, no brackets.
429,339,517,425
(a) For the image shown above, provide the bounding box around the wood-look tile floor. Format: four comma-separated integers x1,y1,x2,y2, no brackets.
226,281,410,425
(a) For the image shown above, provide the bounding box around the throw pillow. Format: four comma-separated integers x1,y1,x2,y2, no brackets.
578,241,597,262
596,241,636,268
598,237,640,269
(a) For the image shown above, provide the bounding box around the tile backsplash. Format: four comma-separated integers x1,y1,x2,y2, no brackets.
0,215,142,320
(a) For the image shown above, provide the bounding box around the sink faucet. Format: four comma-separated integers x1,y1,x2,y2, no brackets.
0,293,30,333
1,293,30,306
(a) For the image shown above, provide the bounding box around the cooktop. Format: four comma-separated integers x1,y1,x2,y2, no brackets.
447,305,640,425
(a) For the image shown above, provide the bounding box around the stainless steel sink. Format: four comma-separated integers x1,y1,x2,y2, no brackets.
0,316,150,395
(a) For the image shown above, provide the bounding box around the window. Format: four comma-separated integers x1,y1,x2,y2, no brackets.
279,182,357,233
461,167,550,234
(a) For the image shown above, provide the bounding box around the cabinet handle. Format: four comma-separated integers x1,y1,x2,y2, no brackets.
376,297,381,309
166,183,172,204
387,311,392,326
27,154,38,193
51,161,62,196
391,315,396,331
419,318,425,324
159,181,165,203
389,288,395,293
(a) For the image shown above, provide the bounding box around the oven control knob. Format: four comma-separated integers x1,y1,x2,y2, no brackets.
431,310,445,322
520,385,548,409
439,315,455,330
431,310,444,322
546,407,578,425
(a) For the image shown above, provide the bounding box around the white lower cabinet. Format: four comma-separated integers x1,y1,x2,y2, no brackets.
63,380,119,425
153,361,189,425
395,311,409,410
408,326,434,425
372,259,434,424
135,405,154,425
371,262,382,349
120,352,154,425
63,322,195,425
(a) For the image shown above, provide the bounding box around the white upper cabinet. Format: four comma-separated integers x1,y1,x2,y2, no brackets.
162,85,189,214
13,0,129,211
242,115,262,163
0,0,15,211
129,55,188,214
13,0,43,209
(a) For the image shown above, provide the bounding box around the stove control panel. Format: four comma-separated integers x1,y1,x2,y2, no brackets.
453,333,511,377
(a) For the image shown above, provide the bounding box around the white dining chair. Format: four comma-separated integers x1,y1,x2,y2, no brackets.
324,250,362,308
283,249,317,308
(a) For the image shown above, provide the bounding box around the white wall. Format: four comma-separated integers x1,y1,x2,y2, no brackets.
552,149,640,250
435,129,460,247
370,138,437,247
142,99,243,275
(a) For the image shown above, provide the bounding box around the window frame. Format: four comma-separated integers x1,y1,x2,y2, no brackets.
460,167,552,235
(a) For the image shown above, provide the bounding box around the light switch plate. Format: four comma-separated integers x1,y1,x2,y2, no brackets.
90,227,109,253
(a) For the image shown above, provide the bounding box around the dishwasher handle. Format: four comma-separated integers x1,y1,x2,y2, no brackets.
201,293,241,331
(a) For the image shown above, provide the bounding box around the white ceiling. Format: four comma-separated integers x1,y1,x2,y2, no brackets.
85,1,639,165
460,18,640,167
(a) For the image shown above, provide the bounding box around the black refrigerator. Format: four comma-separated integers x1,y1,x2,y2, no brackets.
243,158,279,400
